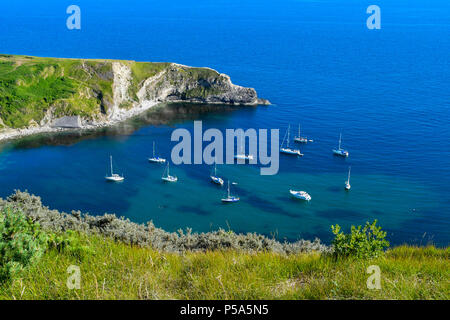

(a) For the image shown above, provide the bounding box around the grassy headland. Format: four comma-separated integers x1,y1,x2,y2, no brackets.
0,54,263,132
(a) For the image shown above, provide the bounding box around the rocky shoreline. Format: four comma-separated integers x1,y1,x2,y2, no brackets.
0,100,161,142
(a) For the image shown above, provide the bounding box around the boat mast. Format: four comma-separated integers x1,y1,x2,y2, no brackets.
298,124,301,138
110,156,113,176
348,166,351,183
153,141,156,158
286,125,290,148
339,133,342,150
228,181,231,198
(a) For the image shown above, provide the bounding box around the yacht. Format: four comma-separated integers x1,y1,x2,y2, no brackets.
345,166,351,190
210,163,224,186
221,181,240,203
332,133,349,157
280,125,303,156
105,156,124,182
148,141,166,164
235,135,254,161
289,190,311,201
294,124,310,143
162,162,178,182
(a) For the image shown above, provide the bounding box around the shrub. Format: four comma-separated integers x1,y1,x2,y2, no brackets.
46,230,93,260
1,191,330,254
0,207,48,281
331,220,390,259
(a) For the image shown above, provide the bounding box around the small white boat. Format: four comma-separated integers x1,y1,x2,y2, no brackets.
235,135,254,161
210,163,224,186
345,166,351,190
162,162,177,182
290,190,311,201
294,124,310,143
105,156,124,182
332,133,349,157
280,125,303,156
221,181,240,203
148,141,166,164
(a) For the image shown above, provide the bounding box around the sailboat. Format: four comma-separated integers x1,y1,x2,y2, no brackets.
221,180,240,203
161,162,177,182
105,156,124,182
234,135,254,161
280,125,303,156
148,141,166,164
345,166,351,190
294,124,311,143
210,163,224,186
289,190,311,201
332,133,349,157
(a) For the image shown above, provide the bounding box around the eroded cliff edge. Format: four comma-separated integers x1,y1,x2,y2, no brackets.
0,54,269,140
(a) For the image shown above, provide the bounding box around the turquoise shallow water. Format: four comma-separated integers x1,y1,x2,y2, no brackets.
0,0,449,245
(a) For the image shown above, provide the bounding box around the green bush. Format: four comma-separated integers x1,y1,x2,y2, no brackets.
47,230,93,259
0,207,48,281
331,220,390,259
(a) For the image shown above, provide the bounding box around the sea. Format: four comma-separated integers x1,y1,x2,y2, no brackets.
0,0,449,246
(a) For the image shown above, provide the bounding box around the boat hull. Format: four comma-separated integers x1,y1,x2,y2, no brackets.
332,149,349,157
280,148,303,156
210,176,224,186
149,158,166,164
221,197,240,203
235,154,254,161
162,176,178,182
294,137,308,143
105,176,124,182
289,190,311,201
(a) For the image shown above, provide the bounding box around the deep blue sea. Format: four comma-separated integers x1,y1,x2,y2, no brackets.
0,0,449,246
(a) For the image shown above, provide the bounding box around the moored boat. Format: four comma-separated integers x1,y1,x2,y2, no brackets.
289,190,311,201
148,141,166,164
222,180,240,203
210,163,224,186
162,162,178,182
332,133,349,157
105,156,124,182
281,124,304,156
345,166,351,190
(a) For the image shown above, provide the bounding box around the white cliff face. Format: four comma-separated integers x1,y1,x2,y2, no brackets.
111,62,133,120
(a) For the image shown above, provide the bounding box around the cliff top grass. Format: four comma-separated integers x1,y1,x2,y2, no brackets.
0,231,448,300
0,191,448,300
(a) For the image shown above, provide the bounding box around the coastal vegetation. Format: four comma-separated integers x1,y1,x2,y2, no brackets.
0,191,448,300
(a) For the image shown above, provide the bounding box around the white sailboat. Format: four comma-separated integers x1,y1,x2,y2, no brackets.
280,125,303,156
221,180,240,203
161,162,178,182
234,135,254,161
332,133,349,157
148,141,166,164
289,190,311,201
294,124,311,143
210,163,224,186
345,166,351,190
105,156,124,182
